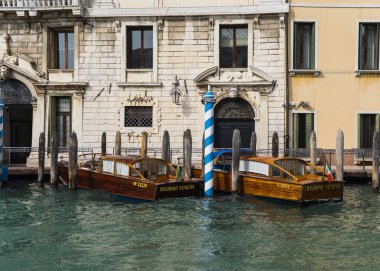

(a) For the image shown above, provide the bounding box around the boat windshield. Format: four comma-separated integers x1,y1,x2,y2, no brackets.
131,159,176,181
274,159,306,177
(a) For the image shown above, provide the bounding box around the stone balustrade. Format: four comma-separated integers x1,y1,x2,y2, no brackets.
0,0,83,16
0,0,80,7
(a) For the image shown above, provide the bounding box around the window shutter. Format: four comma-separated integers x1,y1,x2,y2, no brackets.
376,114,380,132
293,113,299,148
305,113,314,148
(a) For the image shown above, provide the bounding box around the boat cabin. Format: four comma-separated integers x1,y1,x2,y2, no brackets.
239,156,320,182
101,156,177,181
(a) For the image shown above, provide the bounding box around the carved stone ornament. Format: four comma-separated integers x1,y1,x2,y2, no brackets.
215,98,255,119
126,92,153,104
194,66,277,95
37,69,47,79
0,65,10,80
229,87,239,98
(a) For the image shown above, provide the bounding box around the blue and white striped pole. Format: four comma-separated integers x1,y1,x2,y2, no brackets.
204,85,215,197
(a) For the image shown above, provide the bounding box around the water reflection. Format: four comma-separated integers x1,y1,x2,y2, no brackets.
1,181,380,271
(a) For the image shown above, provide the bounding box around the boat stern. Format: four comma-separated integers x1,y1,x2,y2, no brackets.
301,181,344,203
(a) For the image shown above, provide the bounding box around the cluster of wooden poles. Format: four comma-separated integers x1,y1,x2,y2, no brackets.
36,129,193,190
37,128,380,194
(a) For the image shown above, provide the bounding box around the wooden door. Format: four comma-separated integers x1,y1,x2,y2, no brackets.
215,120,254,148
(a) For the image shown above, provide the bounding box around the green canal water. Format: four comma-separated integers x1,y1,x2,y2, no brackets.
1,180,380,271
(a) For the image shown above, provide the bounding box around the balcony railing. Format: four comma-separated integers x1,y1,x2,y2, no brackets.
0,0,83,16
0,0,80,7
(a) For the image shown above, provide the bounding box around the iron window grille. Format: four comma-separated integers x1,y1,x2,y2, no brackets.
125,106,153,127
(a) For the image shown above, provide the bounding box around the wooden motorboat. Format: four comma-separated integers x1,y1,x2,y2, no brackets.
193,152,344,204
58,155,202,201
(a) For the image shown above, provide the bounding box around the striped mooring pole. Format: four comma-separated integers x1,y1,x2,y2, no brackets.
204,85,215,197
0,100,8,185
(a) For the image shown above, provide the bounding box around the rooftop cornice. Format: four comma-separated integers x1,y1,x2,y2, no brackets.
85,4,289,18
290,3,380,8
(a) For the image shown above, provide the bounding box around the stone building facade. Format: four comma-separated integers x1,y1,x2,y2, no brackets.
0,0,288,165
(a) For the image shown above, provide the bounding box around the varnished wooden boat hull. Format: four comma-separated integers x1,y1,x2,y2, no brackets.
59,164,201,201
192,168,343,203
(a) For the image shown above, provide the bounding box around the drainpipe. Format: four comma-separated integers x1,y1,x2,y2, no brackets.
284,9,290,150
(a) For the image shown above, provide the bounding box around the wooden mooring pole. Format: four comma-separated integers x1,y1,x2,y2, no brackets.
232,129,241,193
115,131,121,155
336,130,344,182
68,132,78,191
161,130,170,163
50,133,58,187
250,132,257,156
38,132,45,187
183,129,192,180
272,132,279,158
372,131,380,193
310,131,316,174
141,131,148,158
101,132,106,156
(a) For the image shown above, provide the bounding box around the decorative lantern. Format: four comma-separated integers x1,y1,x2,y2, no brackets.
169,75,183,105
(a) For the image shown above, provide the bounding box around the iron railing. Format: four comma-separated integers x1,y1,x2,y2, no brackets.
1,146,375,168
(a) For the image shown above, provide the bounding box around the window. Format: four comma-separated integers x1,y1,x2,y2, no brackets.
359,23,380,70
293,113,314,149
125,106,153,127
127,27,153,69
359,114,380,148
294,22,315,69
53,30,74,69
50,97,71,147
220,25,248,68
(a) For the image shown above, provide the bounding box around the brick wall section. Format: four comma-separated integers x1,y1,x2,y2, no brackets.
254,17,285,148
1,14,285,155
2,21,43,70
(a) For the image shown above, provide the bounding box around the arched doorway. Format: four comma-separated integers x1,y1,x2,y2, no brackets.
214,97,255,148
0,79,33,164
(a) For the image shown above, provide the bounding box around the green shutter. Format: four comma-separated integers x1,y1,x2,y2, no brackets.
49,96,57,148
293,113,299,148
376,114,380,132
310,23,315,69
358,114,362,148
305,113,314,148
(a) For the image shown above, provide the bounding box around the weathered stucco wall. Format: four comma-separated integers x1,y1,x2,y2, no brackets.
289,2,380,148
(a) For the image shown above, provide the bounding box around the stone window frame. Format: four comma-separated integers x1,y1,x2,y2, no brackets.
355,20,380,76
48,94,73,148
214,18,254,72
355,111,380,149
121,20,158,83
289,19,321,77
118,98,160,135
43,22,80,81
289,109,317,149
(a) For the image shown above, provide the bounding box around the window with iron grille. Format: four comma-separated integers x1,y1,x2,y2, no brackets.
125,106,153,127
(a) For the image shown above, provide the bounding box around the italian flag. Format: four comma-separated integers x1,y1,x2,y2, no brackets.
325,161,333,182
